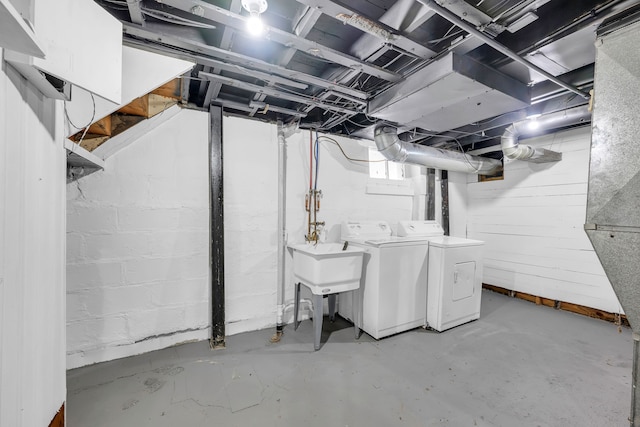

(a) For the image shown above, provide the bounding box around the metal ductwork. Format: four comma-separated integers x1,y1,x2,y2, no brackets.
369,52,530,133
501,105,591,163
584,13,640,427
374,125,502,175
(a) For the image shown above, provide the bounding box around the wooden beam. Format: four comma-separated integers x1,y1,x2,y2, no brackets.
152,78,182,100
118,94,177,118
483,283,630,327
79,135,110,152
87,116,112,137
48,403,64,427
93,105,182,160
118,96,149,117
111,115,146,136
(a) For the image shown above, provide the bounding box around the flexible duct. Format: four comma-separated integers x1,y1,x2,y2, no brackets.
501,105,591,162
374,125,502,174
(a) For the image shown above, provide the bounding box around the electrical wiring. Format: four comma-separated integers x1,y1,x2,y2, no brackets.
64,93,96,149
428,29,464,45
450,137,482,173
474,111,517,125
317,135,386,164
345,118,372,128
76,94,96,148
141,9,217,29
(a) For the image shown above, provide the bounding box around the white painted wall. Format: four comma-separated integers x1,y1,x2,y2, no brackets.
66,108,210,369
466,127,621,313
448,171,468,237
223,118,425,334
0,57,66,426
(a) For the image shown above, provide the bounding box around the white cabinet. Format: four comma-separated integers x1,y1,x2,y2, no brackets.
3,0,122,103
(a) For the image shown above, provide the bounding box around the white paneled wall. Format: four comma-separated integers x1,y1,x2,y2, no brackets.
0,58,66,427
66,109,210,369
467,127,621,313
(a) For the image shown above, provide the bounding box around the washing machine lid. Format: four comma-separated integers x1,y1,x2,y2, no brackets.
363,236,431,247
427,236,485,248
397,220,445,237
341,221,392,242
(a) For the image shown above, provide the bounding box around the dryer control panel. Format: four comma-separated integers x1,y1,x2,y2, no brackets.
397,220,444,237
341,221,392,241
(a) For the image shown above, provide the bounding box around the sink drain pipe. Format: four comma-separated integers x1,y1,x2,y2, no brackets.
273,121,303,342
274,121,288,341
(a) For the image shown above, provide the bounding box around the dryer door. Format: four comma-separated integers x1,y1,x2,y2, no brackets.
453,261,476,301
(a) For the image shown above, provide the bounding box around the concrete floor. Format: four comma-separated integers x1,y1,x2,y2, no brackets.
67,291,633,427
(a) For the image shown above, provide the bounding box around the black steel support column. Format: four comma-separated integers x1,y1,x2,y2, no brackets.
426,168,436,221
209,105,225,349
441,170,450,236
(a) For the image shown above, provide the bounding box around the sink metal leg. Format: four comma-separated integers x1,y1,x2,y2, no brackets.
328,294,336,322
294,282,300,331
353,289,361,340
313,293,323,351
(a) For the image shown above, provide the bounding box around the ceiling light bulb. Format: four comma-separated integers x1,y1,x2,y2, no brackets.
246,12,264,36
242,0,268,36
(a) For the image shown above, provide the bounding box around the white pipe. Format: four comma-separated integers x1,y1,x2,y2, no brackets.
501,105,590,161
276,121,298,331
276,121,286,329
374,125,502,174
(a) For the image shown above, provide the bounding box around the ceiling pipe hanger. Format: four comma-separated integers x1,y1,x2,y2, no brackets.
416,0,591,100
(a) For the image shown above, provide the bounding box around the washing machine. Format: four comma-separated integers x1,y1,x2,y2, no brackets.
338,221,434,339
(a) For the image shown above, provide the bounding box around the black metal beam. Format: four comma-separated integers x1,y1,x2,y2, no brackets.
473,0,626,64
209,105,225,349
427,168,436,221
441,170,449,236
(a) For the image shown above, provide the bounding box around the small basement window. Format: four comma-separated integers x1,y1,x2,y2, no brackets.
369,148,405,180
478,160,504,182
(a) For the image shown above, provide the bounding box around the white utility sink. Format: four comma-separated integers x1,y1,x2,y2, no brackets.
288,243,365,294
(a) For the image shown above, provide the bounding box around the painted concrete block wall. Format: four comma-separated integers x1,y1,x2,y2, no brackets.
66,108,210,369
466,127,621,313
0,58,66,426
223,117,425,334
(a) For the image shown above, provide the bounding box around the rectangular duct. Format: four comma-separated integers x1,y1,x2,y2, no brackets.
584,14,640,426
368,52,530,132
585,18,640,331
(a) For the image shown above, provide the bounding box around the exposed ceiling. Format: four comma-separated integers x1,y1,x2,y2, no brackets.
96,0,638,157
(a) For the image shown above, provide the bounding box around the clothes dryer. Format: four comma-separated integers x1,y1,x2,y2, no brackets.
425,236,485,331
